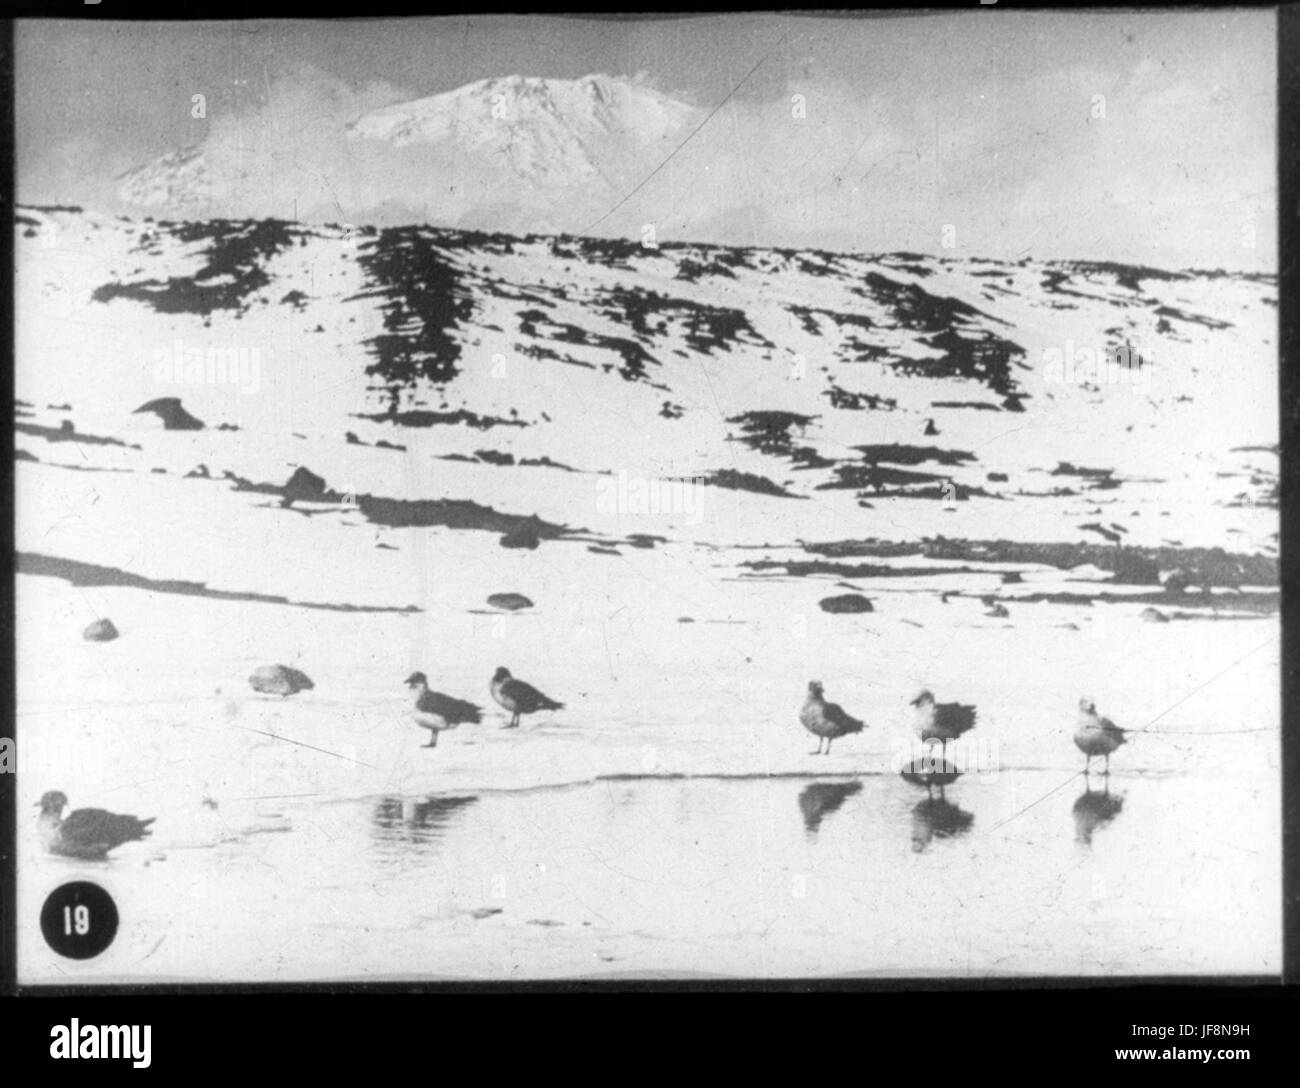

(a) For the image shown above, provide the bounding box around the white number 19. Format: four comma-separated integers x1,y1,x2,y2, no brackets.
63,904,90,936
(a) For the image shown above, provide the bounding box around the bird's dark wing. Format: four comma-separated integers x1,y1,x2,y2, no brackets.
61,808,154,849
1099,716,1125,740
823,701,865,734
502,678,563,713
419,691,483,724
937,703,977,735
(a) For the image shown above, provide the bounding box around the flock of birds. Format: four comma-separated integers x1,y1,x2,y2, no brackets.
801,681,1126,772
244,662,567,742
35,664,1127,860
406,667,565,742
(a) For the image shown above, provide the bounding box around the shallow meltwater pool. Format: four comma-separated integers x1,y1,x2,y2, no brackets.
21,763,1279,982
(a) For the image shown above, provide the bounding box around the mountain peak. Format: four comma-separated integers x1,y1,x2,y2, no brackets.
345,73,696,186
112,72,698,226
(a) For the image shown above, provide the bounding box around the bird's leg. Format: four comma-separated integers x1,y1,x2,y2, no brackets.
825,738,833,755
1104,753,1111,776
1084,755,1091,776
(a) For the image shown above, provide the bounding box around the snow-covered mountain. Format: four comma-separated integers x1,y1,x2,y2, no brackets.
347,74,697,187
117,145,218,210
114,74,699,229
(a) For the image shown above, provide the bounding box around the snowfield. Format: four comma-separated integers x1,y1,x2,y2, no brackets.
14,206,1280,980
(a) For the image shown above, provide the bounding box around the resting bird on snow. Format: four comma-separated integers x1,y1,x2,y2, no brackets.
405,672,482,748
911,689,977,757
490,667,564,729
248,664,314,697
1074,697,1127,775
37,791,155,859
800,681,866,755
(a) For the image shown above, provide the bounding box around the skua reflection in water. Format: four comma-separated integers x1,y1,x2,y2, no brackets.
910,797,974,853
797,780,862,835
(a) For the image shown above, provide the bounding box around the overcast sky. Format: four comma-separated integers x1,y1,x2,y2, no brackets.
16,12,1276,270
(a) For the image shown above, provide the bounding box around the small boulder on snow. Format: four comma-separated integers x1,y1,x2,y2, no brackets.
487,593,534,612
248,664,315,696
83,618,119,642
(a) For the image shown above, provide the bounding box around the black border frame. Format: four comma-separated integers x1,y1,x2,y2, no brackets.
0,4,1294,1043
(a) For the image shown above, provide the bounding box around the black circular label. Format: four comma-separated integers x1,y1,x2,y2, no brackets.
40,882,119,960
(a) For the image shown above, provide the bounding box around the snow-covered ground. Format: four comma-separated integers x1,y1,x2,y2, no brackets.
14,206,1280,980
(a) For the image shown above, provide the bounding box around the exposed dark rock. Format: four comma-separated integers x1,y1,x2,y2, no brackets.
16,422,140,449
500,524,541,549
20,552,420,613
477,449,515,466
487,593,534,611
684,469,801,499
853,444,975,467
354,409,525,430
281,466,330,507
94,219,296,315
818,594,874,614
798,538,1275,592
133,397,205,430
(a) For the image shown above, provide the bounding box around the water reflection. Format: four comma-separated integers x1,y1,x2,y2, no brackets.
797,781,862,835
910,797,974,853
1072,784,1124,846
371,794,478,847
899,757,961,798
